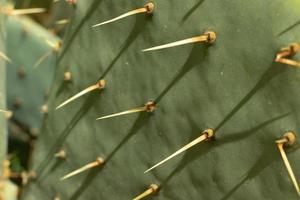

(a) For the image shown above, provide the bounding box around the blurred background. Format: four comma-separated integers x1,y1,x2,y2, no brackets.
3,1,73,197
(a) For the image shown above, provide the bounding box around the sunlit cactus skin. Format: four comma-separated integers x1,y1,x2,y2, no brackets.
20,0,300,199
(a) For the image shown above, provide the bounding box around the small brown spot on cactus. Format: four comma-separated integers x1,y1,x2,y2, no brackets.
276,131,299,197
44,90,50,98
64,72,72,81
18,66,26,79
40,104,49,114
275,43,300,68
145,128,215,173
92,2,155,28
21,27,29,37
13,97,22,109
54,150,66,159
0,109,13,119
142,31,217,52
133,184,159,200
30,128,40,137
56,79,106,110
60,157,104,181
96,101,156,120
0,51,12,63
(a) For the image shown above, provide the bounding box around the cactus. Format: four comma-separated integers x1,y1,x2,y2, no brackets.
4,15,60,182
20,0,300,200
6,15,60,134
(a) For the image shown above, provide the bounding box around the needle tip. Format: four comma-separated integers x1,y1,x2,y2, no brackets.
92,23,104,28
96,116,111,120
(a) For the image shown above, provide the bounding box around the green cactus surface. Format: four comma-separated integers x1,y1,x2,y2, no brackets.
6,15,60,133
22,0,300,199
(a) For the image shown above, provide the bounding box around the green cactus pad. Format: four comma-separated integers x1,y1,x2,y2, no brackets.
22,0,300,199
6,15,60,132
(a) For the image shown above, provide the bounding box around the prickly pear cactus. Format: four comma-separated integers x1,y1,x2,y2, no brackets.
6,15,60,133
22,0,300,199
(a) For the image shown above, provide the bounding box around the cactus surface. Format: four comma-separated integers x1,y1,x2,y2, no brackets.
21,0,300,199
6,15,60,132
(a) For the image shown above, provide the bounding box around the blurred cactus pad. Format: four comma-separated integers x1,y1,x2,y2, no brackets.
17,0,300,199
6,15,60,133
